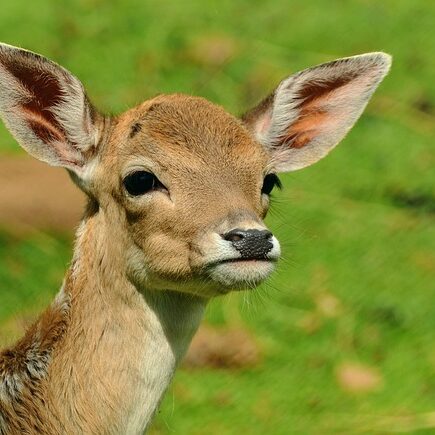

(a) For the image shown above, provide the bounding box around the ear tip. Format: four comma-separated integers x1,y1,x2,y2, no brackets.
362,51,392,66
351,52,393,75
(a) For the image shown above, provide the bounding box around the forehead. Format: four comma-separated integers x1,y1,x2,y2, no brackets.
107,94,268,178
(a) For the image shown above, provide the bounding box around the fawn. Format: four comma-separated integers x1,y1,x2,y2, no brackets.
0,43,390,434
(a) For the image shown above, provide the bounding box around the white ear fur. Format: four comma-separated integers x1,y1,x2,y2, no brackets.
0,43,102,178
243,52,392,172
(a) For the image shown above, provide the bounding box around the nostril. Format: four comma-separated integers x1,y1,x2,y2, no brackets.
261,230,273,240
222,229,246,243
221,228,275,259
221,229,273,243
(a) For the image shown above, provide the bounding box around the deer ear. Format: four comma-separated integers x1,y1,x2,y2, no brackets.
0,43,103,178
242,53,391,172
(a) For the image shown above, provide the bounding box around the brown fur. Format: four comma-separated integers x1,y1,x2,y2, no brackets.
0,95,272,434
0,45,390,433
96,96,269,286
0,283,70,434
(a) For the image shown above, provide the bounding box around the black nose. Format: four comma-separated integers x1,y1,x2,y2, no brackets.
222,229,274,259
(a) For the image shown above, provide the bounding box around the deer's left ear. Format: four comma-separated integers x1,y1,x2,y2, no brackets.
242,53,391,172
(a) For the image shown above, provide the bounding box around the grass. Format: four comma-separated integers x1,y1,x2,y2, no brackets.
0,1,435,433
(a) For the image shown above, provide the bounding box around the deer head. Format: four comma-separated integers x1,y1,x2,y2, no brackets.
0,43,391,298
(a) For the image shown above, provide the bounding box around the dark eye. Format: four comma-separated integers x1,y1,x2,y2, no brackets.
123,171,165,196
261,173,282,195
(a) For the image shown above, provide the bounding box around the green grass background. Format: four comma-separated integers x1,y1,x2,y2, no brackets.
0,1,434,433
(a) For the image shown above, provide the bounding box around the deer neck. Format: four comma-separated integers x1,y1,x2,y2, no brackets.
34,212,205,433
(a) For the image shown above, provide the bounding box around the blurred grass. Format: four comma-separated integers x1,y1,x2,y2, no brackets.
0,0,434,433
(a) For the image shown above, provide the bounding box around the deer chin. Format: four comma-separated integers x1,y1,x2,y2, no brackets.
206,258,277,291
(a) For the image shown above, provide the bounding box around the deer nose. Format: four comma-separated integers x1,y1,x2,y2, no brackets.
221,229,274,259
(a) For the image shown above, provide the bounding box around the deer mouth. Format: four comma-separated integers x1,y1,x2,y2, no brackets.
205,257,277,289
216,257,278,264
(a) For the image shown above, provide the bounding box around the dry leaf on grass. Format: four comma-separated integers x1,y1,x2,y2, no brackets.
336,361,383,394
297,312,323,334
314,292,343,318
188,35,238,67
183,324,261,370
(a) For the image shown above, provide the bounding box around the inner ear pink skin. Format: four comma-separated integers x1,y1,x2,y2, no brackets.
256,110,273,136
284,109,328,149
243,53,391,172
22,107,66,143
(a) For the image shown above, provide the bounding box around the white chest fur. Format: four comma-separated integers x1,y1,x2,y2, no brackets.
122,291,206,434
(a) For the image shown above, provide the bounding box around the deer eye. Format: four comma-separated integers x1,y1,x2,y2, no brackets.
261,173,282,195
123,171,165,196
